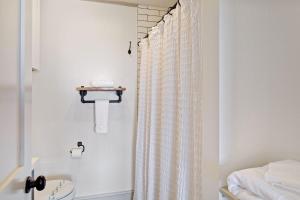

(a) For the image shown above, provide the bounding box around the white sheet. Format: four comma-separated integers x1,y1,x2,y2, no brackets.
265,160,300,194
228,166,300,200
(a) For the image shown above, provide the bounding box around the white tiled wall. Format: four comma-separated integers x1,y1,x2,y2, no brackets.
137,5,167,66
137,5,167,89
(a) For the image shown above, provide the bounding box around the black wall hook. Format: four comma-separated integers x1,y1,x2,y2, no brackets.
128,41,132,55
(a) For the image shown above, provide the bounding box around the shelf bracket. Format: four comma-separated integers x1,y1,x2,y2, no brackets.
79,90,95,104
79,87,124,104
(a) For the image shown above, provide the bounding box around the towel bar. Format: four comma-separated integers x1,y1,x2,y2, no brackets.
77,86,126,104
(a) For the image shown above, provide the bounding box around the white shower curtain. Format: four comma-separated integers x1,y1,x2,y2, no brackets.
135,0,202,199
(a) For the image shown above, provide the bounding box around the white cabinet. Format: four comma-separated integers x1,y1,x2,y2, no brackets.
32,0,40,71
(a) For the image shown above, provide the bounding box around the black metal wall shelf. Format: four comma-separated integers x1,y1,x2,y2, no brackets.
76,86,126,104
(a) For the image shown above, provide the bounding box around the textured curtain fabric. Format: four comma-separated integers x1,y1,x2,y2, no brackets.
135,1,202,199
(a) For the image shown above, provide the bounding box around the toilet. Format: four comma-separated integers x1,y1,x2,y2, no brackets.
35,179,75,200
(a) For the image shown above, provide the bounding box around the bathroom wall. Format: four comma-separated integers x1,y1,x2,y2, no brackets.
32,0,137,198
220,0,300,185
200,0,219,199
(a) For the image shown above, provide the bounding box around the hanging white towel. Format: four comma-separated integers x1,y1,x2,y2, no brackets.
95,100,109,134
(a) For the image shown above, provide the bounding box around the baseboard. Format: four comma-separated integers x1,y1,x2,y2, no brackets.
75,190,133,200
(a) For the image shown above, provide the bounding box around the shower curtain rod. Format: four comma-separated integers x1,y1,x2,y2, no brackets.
137,0,181,46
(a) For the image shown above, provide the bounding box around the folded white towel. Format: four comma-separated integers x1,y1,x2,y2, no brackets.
265,160,300,193
89,80,114,88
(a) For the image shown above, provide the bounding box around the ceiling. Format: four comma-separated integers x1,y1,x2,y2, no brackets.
138,0,176,7
84,0,176,7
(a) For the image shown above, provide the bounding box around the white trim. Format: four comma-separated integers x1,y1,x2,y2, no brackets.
82,0,138,7
0,167,22,191
75,190,133,200
19,0,26,167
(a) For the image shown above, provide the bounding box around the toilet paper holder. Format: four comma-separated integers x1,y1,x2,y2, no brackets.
70,141,85,154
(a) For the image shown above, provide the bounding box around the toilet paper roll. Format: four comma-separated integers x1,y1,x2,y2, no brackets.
70,148,82,159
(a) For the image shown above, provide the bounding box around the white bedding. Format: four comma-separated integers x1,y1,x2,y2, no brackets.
234,188,263,200
265,160,300,194
228,166,300,200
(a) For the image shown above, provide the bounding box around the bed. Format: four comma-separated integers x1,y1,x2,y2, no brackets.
220,160,300,200
220,186,239,200
220,186,263,200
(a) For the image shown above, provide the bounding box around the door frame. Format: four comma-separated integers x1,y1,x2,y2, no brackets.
0,0,32,198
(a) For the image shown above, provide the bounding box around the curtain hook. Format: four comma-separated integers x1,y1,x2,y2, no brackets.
167,8,173,16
